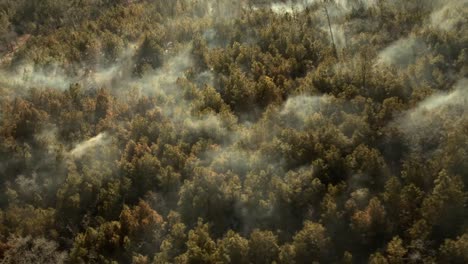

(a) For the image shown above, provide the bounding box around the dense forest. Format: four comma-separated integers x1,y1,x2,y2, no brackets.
0,0,467,263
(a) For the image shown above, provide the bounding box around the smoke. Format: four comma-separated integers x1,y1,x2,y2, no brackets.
133,45,228,138
188,95,332,180
34,126,62,154
185,114,226,133
404,79,467,120
89,44,137,86
376,37,426,67
330,24,347,50
281,96,323,116
371,0,466,78
430,0,468,31
139,47,193,96
0,1,465,261
69,133,111,158
280,95,330,129
15,173,41,198
269,0,317,15
1,236,68,264
416,88,466,112
0,63,72,90
0,43,138,92
191,93,340,181
308,1,379,53
395,79,468,151
266,0,378,15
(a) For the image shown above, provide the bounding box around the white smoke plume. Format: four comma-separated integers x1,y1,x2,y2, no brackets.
280,95,330,125
269,0,317,15
266,0,378,15
376,37,426,67
0,43,138,92
1,63,72,90
70,133,111,158
184,114,227,135
404,79,468,120
395,79,468,151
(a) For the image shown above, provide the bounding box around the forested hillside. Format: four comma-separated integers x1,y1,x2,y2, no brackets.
0,0,467,263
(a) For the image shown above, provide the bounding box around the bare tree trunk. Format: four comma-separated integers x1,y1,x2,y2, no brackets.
324,5,337,59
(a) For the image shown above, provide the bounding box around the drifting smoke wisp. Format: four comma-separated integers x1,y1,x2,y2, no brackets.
430,0,468,31
185,114,227,135
1,64,72,90
267,0,378,15
280,95,329,124
395,79,468,150
269,0,317,15
281,96,322,115
374,0,466,69
135,46,208,127
376,37,426,67
0,43,138,92
405,79,468,118
70,133,110,158
140,47,193,95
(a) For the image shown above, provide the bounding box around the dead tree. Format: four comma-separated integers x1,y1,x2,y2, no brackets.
323,0,338,59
